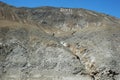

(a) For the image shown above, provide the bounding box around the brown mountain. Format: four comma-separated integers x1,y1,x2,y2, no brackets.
0,2,120,80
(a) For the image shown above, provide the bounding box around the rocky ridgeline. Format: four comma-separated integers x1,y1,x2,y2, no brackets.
0,1,120,80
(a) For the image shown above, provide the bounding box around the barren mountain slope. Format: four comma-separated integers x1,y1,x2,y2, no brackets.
0,2,120,80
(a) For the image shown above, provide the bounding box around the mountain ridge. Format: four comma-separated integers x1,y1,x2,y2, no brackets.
0,2,120,80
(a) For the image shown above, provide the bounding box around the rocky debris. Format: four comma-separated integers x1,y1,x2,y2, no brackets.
0,1,120,80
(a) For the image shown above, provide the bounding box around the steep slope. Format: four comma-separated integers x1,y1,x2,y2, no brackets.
0,2,120,80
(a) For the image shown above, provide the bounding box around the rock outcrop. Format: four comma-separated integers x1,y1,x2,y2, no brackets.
0,1,120,80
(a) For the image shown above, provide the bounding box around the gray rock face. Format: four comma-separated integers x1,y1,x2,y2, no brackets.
0,1,120,80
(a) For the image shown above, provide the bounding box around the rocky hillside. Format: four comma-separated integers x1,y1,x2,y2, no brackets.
0,1,120,80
